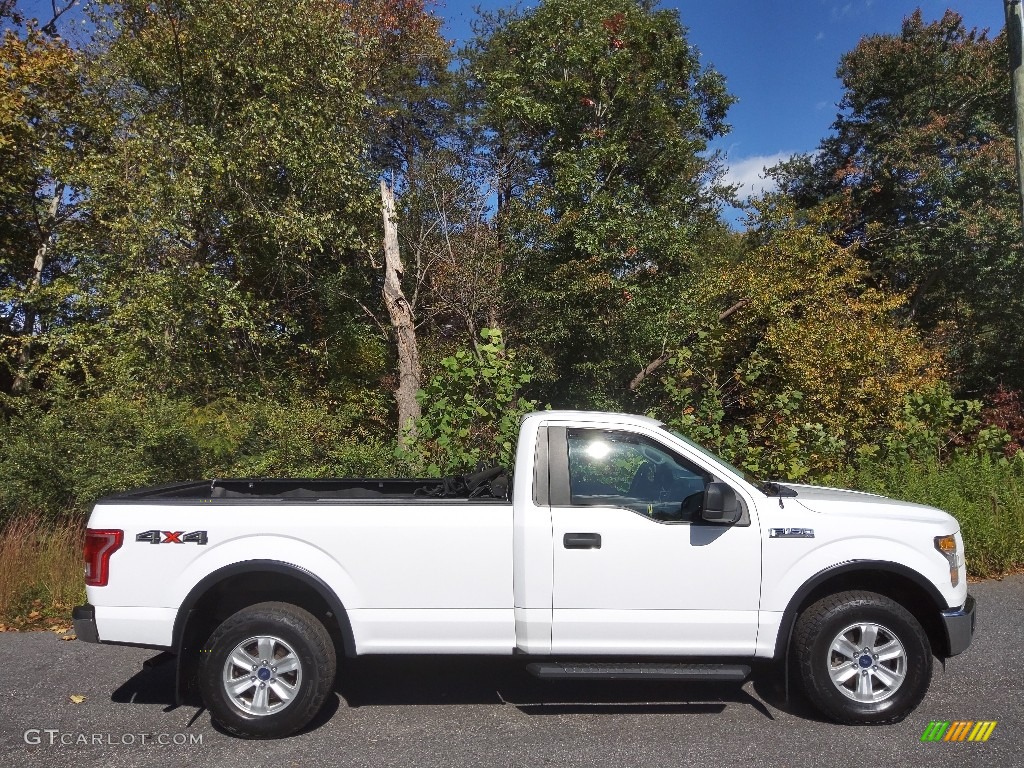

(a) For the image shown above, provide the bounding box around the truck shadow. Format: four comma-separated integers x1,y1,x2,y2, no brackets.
110,658,177,706
111,654,818,730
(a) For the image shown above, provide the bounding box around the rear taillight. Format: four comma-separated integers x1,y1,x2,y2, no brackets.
84,529,123,587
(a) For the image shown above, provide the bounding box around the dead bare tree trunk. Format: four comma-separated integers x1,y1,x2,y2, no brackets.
12,184,63,394
380,179,422,439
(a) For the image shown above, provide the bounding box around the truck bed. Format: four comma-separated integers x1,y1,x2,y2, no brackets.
99,474,509,502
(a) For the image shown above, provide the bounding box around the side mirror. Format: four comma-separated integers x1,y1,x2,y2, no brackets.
701,482,741,524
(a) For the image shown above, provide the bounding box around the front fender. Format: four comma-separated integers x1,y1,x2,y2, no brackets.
761,535,960,615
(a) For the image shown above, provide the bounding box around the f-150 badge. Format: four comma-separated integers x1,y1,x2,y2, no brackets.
769,528,815,539
136,529,208,545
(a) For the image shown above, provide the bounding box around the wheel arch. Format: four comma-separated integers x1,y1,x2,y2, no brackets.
773,560,948,661
172,560,356,705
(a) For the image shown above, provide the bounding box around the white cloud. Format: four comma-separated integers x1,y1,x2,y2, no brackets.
831,3,853,21
815,31,825,42
723,152,794,200
829,0,873,21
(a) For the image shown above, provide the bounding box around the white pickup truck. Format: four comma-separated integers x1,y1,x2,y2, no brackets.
74,411,975,738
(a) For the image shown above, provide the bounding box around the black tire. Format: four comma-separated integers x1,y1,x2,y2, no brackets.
200,601,337,739
792,590,932,724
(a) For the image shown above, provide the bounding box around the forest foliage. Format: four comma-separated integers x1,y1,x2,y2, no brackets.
1,1,1023,549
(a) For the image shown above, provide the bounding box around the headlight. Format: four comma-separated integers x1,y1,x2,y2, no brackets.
935,534,961,587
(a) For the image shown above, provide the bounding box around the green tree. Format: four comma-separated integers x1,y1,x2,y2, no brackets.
655,198,942,479
772,10,1024,393
345,0,452,182
465,0,736,408
75,0,380,398
0,16,85,398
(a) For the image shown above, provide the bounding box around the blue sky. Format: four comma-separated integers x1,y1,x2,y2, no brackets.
441,1,1008,204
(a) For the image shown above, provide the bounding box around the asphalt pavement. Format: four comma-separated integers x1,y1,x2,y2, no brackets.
1,575,1021,768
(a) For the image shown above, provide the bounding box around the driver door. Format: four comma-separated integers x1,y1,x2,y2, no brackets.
549,426,762,655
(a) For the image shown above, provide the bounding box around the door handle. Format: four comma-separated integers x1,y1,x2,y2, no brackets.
563,532,602,549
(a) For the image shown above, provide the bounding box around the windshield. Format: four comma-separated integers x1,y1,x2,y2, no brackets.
663,427,761,487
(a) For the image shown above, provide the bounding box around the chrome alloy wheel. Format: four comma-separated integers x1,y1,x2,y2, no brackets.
222,635,303,716
827,622,907,703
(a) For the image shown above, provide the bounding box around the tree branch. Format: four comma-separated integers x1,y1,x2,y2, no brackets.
628,298,749,391
40,0,77,35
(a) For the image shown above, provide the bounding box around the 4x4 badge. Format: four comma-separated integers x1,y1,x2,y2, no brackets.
136,530,208,545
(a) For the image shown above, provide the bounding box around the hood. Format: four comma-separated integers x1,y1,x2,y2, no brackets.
782,483,956,526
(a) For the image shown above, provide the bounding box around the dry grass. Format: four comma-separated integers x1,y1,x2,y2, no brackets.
0,515,85,627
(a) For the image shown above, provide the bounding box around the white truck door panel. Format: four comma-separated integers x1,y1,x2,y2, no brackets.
552,507,761,653
549,426,761,655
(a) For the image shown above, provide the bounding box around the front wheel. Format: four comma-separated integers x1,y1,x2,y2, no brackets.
200,601,337,738
792,590,932,724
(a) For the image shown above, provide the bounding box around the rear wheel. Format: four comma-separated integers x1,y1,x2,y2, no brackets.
792,590,932,724
200,601,336,738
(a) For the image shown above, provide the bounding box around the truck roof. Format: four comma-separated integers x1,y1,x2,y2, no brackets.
521,411,665,429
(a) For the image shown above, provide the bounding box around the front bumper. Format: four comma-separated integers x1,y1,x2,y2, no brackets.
940,593,976,656
72,604,99,644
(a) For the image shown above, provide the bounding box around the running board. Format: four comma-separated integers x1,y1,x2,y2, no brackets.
526,662,751,682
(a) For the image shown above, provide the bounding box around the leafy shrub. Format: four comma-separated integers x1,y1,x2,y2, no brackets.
0,394,203,522
401,328,541,475
981,387,1024,457
0,390,396,524
662,354,848,481
873,383,1010,463
185,394,395,479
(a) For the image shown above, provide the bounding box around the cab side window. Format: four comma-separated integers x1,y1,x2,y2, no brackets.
566,429,709,521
